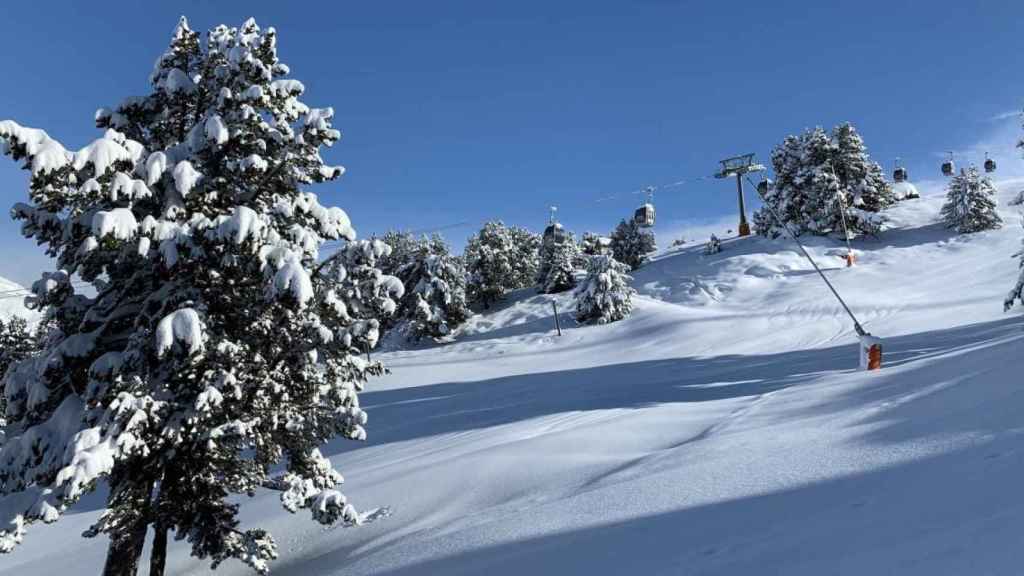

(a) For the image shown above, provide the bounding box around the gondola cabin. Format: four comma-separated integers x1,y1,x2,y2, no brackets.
634,202,655,228
543,221,567,244
941,152,954,177
985,155,997,173
893,166,907,183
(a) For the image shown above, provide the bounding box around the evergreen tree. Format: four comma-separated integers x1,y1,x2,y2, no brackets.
609,219,656,270
574,255,636,325
755,123,893,239
0,18,383,575
0,316,36,380
0,317,40,431
831,123,897,212
538,235,578,294
940,167,1002,233
397,236,470,340
580,232,610,256
327,239,405,349
1006,218,1024,311
464,221,539,308
377,230,421,278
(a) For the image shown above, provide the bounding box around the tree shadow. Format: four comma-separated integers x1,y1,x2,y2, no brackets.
336,316,1024,457
333,440,1024,576
330,345,847,456
788,315,1024,447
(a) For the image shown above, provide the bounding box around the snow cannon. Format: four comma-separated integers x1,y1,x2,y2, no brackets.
858,333,882,371
844,253,855,267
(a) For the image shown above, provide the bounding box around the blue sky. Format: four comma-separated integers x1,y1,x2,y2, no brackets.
2,0,1023,286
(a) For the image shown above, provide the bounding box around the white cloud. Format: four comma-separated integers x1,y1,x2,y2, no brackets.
989,110,1021,122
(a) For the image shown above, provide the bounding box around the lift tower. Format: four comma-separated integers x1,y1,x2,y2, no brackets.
715,153,764,237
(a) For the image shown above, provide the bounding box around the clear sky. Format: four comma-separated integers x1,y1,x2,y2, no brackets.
2,0,1023,286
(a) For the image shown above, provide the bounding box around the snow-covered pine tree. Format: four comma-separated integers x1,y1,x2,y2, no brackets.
377,230,421,279
831,122,897,212
580,232,610,256
1006,217,1024,310
609,218,656,270
0,317,40,431
754,123,891,239
574,255,636,324
0,17,383,576
940,167,1002,233
465,221,539,308
509,224,542,283
396,235,470,340
0,317,36,379
538,234,578,294
326,239,405,350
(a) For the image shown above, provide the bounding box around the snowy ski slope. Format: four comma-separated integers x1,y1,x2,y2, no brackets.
0,278,33,322
3,179,1024,575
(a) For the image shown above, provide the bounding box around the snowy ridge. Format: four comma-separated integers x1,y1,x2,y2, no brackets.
5,179,1024,574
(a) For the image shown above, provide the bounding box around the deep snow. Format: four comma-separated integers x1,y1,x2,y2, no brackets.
3,178,1024,575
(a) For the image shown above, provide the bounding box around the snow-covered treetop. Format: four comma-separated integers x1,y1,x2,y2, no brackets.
1,17,376,573
4,17,353,288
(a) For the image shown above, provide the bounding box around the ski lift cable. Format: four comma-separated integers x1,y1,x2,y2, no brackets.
745,174,867,337
594,174,715,204
0,281,93,298
321,220,478,249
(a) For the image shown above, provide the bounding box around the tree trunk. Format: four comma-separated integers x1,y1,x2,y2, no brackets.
148,522,169,576
101,518,148,576
101,478,154,576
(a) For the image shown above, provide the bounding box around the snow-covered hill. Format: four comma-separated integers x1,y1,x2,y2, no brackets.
4,179,1024,575
0,277,34,322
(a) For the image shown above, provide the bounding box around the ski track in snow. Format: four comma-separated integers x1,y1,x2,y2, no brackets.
5,179,1024,575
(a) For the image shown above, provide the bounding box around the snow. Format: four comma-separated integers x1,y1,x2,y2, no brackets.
0,276,36,322
7,179,1024,575
172,160,202,197
109,172,152,202
163,68,196,94
155,308,206,358
271,257,314,307
0,120,70,175
91,208,138,240
72,131,135,176
145,151,168,185
269,79,305,98
893,180,920,200
204,115,229,146
240,154,268,173
214,205,264,245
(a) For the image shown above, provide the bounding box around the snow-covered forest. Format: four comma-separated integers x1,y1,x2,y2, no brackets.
3,11,1024,576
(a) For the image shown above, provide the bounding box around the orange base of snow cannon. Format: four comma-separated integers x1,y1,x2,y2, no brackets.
859,335,883,371
844,253,855,267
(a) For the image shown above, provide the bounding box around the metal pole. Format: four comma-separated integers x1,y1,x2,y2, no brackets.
746,175,866,336
551,301,562,336
830,162,854,265
736,174,750,236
